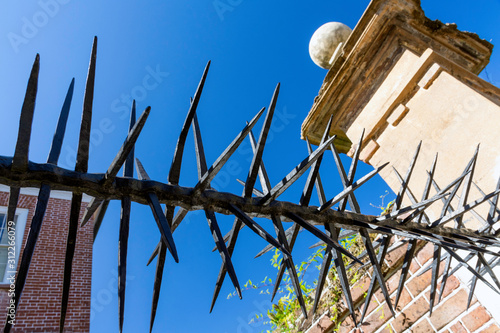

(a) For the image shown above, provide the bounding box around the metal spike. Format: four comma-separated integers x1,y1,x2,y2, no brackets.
47,78,75,164
12,54,40,173
428,244,441,315
169,61,210,186
61,37,97,333
8,79,74,330
393,239,418,308
104,106,151,182
195,107,266,193
135,158,179,263
359,229,396,319
192,113,241,299
394,142,421,210
286,213,361,264
149,240,167,333
259,135,336,205
210,216,242,313
118,102,136,333
82,104,150,227
118,197,131,333
247,124,306,318
312,245,333,314
93,200,110,242
318,162,389,212
60,193,83,333
360,236,391,323
147,241,160,267
205,209,242,299
439,147,479,219
228,204,290,257
244,83,279,197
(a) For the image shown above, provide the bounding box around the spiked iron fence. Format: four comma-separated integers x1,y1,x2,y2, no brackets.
1,38,500,332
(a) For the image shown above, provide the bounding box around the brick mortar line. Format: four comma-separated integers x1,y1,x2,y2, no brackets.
471,318,498,333
435,298,480,332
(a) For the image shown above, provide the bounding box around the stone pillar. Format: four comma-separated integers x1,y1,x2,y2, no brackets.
302,0,500,224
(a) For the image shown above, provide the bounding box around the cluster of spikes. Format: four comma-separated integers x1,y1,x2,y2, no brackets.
1,37,500,333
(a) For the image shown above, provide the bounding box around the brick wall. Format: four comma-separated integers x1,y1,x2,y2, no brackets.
0,191,93,333
305,241,500,333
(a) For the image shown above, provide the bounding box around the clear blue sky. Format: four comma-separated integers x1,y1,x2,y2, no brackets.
1,1,499,332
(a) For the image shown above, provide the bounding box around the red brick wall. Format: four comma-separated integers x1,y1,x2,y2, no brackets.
306,242,500,333
0,191,93,333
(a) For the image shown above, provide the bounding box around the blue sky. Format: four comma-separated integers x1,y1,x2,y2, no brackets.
1,1,499,332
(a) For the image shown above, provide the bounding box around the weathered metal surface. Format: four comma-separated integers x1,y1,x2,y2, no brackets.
2,40,500,333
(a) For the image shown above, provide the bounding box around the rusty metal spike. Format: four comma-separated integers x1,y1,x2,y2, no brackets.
136,158,179,263
318,162,389,212
195,107,266,193
12,54,40,173
259,135,336,205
